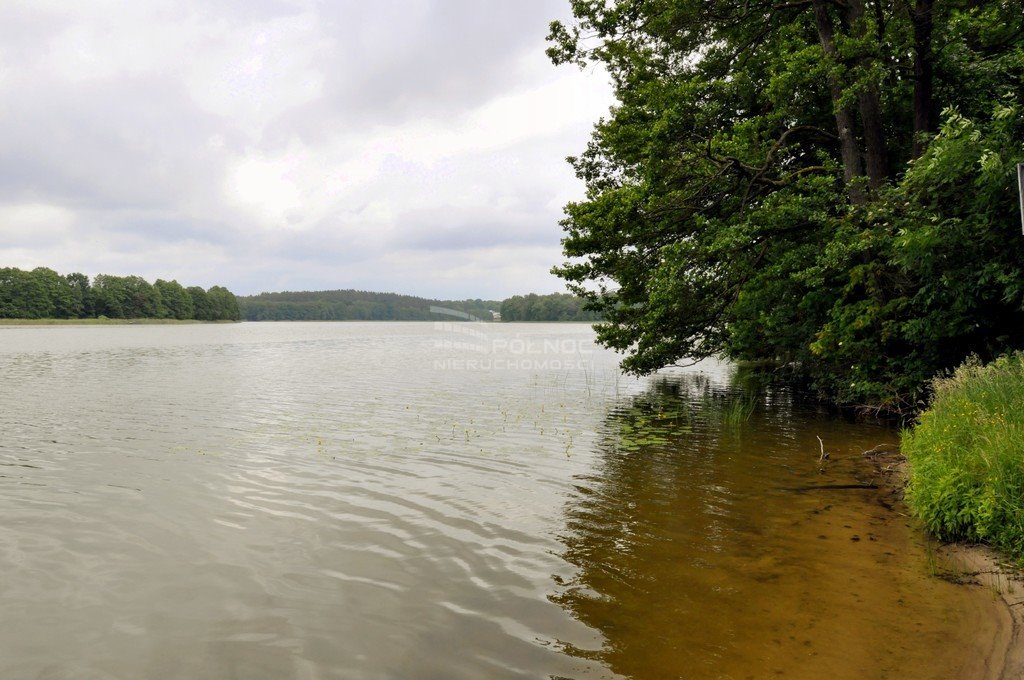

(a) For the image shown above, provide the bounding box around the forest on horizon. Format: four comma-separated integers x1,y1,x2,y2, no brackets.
238,289,600,322
0,271,600,324
0,267,240,321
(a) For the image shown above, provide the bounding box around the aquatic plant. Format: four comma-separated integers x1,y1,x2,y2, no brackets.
720,396,757,429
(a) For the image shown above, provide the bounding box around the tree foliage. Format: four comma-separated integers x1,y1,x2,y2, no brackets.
205,286,241,321
500,293,602,321
0,267,240,322
549,0,1024,409
238,289,597,322
237,290,501,321
154,279,195,320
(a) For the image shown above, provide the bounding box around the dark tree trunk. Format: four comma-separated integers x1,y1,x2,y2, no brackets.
857,87,890,187
843,0,890,188
912,0,937,158
872,0,886,43
812,0,866,205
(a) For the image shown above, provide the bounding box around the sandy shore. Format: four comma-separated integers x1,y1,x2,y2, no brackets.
866,446,1024,679
937,543,1024,679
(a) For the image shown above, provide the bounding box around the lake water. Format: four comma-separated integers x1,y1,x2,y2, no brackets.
0,322,1002,678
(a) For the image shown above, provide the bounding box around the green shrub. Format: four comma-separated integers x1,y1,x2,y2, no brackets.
904,354,1024,560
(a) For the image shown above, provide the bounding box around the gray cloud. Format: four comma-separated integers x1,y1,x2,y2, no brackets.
0,1,610,298
0,77,234,210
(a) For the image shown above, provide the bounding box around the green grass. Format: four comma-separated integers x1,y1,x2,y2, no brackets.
903,353,1024,561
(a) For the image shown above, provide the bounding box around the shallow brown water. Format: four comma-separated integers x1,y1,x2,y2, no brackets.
0,322,1002,678
556,377,1002,679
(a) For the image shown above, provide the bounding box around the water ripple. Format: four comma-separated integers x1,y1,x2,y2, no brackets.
0,322,625,679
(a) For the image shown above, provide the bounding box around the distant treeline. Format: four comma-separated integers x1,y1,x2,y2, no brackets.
238,289,601,322
238,290,501,321
500,293,601,322
0,267,240,321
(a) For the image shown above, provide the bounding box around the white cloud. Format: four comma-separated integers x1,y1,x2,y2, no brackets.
0,203,76,243
183,10,328,138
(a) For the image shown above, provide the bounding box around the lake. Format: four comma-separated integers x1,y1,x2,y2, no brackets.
0,322,1002,678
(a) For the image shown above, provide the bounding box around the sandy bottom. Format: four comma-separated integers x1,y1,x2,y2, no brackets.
872,448,1024,680
935,544,1024,679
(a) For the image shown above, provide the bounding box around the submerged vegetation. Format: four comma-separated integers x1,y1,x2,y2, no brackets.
549,1,1024,410
0,267,240,321
904,354,1024,561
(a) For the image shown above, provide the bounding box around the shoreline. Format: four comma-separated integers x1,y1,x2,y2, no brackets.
866,447,1024,679
0,319,238,326
937,543,1024,679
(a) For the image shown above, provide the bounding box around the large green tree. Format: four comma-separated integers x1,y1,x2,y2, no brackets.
549,0,1024,409
28,268,80,317
187,286,212,321
65,272,92,317
154,279,194,320
0,268,50,318
91,274,162,318
206,285,241,321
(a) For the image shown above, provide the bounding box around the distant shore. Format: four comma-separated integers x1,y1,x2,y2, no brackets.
0,318,238,326
0,319,594,325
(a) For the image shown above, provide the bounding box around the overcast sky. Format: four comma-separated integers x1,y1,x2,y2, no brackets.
0,0,610,299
